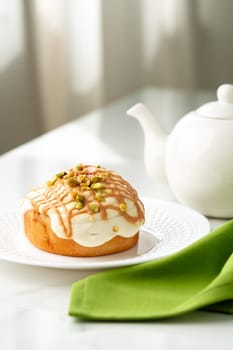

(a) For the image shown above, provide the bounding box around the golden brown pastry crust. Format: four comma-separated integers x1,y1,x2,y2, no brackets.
24,210,139,257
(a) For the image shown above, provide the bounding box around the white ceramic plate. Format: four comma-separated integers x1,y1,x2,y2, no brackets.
0,198,210,270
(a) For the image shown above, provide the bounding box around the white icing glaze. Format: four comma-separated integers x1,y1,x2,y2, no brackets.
21,186,144,247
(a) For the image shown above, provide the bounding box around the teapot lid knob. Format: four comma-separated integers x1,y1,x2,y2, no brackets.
217,84,233,104
196,83,233,120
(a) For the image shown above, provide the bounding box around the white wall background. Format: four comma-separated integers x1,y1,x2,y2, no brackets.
0,0,41,154
1,0,233,153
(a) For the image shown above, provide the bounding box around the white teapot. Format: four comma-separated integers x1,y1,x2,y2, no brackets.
127,84,233,218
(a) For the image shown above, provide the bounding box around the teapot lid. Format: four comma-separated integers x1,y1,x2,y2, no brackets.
196,84,233,120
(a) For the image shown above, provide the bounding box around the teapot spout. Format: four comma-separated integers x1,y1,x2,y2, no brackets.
127,103,168,183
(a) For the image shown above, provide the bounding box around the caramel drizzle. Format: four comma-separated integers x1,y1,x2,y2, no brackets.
27,165,145,238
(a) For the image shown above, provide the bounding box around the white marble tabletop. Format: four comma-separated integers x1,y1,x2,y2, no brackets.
0,87,232,349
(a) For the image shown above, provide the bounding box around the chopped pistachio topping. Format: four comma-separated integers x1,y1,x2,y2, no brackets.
67,177,79,187
71,189,78,198
119,203,127,212
91,182,104,190
74,201,84,210
80,186,91,191
95,192,105,202
77,174,86,183
46,177,57,187
76,194,84,203
76,163,84,171
85,179,91,186
91,175,103,183
104,189,112,194
56,171,66,179
113,226,119,232
90,202,99,213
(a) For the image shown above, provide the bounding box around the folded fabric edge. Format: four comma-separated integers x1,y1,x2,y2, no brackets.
69,298,233,321
68,219,233,321
68,277,233,321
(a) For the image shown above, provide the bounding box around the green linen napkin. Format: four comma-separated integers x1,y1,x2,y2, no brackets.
69,220,233,320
